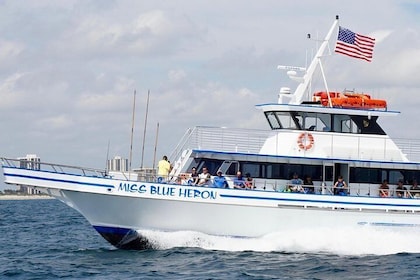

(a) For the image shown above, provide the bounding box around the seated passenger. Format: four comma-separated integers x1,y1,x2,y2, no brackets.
177,173,189,185
410,179,420,198
395,180,407,198
212,170,229,188
303,175,314,194
379,179,389,197
289,173,304,192
189,167,199,185
233,171,245,189
196,167,211,186
333,176,348,196
244,173,254,190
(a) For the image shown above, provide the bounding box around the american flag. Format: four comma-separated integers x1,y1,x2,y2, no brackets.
334,26,375,62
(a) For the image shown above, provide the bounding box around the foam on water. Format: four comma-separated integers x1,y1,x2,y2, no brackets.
138,226,420,255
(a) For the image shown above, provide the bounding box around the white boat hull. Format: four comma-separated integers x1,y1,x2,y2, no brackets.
3,166,420,249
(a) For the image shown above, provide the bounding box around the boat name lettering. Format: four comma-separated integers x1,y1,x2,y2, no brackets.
178,187,216,199
151,186,216,199
118,183,216,199
150,185,175,196
118,182,147,193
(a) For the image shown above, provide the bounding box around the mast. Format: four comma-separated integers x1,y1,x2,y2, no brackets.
152,122,159,170
291,15,339,104
140,90,150,169
129,90,136,172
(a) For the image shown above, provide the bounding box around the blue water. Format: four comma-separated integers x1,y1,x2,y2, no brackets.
1,199,419,279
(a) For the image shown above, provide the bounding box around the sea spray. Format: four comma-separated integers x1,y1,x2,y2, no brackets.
137,226,420,255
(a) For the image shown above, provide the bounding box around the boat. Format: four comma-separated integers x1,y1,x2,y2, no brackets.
2,16,420,250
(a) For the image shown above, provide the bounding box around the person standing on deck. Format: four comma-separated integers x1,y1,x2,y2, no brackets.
157,155,171,182
333,175,348,196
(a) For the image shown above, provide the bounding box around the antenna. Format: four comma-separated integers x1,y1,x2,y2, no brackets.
140,90,150,169
129,90,136,172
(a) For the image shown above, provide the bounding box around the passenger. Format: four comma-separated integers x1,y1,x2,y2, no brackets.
289,173,304,192
233,171,246,189
212,170,229,188
303,175,315,194
244,173,254,189
178,173,189,185
410,179,420,198
157,155,172,182
379,179,389,197
333,176,348,195
189,167,199,185
395,180,407,198
196,167,211,186
283,185,293,192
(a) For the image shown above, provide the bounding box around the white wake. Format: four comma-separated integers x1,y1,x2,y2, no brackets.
138,226,420,255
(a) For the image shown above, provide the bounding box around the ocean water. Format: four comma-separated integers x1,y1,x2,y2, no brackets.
1,199,419,280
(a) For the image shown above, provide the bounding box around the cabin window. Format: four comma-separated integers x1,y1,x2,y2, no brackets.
400,170,420,184
350,167,383,184
333,115,359,133
265,111,298,130
266,112,281,129
293,112,331,132
192,159,223,175
241,162,263,178
350,116,386,135
225,162,239,175
389,170,404,184
324,165,334,181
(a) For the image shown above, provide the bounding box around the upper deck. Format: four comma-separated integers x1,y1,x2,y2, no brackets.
170,126,420,164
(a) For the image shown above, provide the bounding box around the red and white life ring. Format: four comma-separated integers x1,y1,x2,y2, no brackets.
297,133,314,150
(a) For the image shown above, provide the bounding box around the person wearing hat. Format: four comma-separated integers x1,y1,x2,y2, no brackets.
213,170,229,188
395,179,407,198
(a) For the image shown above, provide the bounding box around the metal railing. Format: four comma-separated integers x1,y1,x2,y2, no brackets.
169,126,274,163
1,157,107,178
168,126,420,163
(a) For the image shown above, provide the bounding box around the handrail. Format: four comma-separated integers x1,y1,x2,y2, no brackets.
168,126,420,162
1,157,107,178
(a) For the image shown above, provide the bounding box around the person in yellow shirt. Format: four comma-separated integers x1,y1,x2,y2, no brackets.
157,155,171,182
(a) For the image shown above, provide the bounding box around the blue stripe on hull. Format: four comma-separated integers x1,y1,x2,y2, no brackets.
357,222,420,227
220,193,420,208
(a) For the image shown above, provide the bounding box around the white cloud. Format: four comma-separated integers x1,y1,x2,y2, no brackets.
0,40,24,62
0,73,25,108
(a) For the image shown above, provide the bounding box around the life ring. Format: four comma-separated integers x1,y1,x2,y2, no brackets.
297,133,314,150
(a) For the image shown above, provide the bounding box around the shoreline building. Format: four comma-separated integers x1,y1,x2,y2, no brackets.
17,154,42,195
107,156,129,172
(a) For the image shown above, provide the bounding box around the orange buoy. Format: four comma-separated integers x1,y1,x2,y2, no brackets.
297,133,315,151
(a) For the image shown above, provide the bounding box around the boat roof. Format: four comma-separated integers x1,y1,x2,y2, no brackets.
256,103,400,117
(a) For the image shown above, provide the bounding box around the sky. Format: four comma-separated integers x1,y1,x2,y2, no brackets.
1,0,420,190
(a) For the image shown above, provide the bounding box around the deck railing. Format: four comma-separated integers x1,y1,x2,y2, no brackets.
169,126,273,163
169,126,420,163
1,157,107,178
